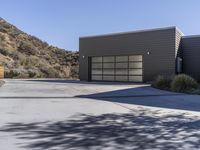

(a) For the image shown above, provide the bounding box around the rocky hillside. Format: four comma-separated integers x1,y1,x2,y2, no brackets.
0,17,79,78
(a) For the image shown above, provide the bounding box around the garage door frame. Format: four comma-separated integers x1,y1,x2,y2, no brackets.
90,55,143,82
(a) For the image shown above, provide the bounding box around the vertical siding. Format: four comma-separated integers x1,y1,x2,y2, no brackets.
181,36,200,81
80,27,177,82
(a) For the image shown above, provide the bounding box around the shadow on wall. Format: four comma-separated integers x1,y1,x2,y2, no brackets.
1,110,200,150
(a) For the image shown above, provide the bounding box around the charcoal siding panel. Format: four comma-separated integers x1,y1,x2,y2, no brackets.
79,27,177,82
181,36,200,81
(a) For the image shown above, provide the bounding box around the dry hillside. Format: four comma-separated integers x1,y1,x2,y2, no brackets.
0,17,79,78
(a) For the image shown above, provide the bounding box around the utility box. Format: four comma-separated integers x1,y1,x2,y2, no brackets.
176,57,183,73
0,65,4,79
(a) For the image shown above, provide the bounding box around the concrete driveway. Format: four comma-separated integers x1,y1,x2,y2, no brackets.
1,79,200,150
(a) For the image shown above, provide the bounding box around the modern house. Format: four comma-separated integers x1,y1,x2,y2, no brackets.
79,27,200,82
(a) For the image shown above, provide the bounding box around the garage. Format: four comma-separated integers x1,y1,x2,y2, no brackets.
80,27,182,82
91,55,143,82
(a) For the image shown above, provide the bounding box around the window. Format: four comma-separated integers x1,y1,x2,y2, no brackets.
103,56,115,62
116,56,128,62
92,75,102,80
129,55,142,61
92,57,102,63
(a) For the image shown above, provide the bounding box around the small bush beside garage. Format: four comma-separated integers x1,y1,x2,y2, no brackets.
152,75,172,90
153,74,200,94
171,74,198,92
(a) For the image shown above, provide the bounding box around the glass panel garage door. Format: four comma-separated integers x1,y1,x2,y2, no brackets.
91,55,143,82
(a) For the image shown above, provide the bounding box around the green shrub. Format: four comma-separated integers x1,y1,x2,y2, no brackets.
40,67,60,78
17,41,37,55
0,35,5,41
152,75,172,90
0,48,10,56
28,70,36,78
24,56,39,67
171,74,198,92
5,70,20,78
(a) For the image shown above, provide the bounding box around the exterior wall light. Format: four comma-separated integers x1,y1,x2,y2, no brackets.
82,55,85,59
147,51,150,55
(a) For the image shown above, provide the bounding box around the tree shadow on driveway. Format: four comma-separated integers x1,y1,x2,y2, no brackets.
1,109,200,150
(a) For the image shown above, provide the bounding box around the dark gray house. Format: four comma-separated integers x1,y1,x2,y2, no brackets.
79,27,200,82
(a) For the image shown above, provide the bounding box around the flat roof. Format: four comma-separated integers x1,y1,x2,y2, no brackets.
80,26,184,39
182,35,200,38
